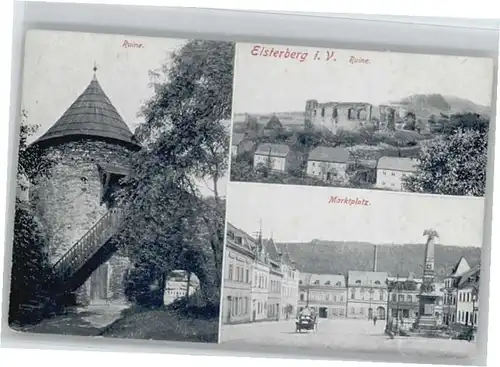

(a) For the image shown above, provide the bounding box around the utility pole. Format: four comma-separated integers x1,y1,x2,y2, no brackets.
395,274,400,330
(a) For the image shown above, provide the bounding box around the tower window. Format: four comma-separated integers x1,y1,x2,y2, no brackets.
81,177,88,183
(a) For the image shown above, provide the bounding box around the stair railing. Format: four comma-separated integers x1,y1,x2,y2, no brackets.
52,207,123,282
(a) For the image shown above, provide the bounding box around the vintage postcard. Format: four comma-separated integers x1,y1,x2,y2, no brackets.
8,30,233,343
220,183,485,364
229,43,494,198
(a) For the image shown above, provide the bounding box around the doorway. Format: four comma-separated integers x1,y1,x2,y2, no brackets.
319,307,328,318
377,306,386,320
90,263,109,302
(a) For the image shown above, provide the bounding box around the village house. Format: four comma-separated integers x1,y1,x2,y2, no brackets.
299,273,348,319
375,156,419,191
456,266,480,327
221,223,256,324
231,132,254,158
305,99,373,133
443,257,471,325
306,146,351,183
253,143,293,173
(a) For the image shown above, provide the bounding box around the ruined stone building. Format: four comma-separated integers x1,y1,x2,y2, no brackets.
29,68,141,304
305,99,374,133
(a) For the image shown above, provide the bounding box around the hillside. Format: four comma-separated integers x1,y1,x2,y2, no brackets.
277,241,481,280
391,94,490,120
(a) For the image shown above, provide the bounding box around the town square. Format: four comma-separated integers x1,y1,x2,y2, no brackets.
220,183,483,364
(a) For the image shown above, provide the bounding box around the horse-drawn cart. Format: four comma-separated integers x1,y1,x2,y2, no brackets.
295,314,318,333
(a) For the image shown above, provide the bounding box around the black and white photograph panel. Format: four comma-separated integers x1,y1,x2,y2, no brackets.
220,183,485,364
229,43,494,197
8,30,233,343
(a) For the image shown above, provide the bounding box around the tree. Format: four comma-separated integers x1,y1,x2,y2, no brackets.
9,111,54,324
403,116,488,196
118,40,234,306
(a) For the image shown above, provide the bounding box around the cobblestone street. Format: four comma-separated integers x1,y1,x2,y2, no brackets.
220,318,478,364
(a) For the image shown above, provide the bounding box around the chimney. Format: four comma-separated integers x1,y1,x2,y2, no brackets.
373,245,378,272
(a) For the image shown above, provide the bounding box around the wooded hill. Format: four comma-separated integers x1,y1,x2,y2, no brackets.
277,241,481,280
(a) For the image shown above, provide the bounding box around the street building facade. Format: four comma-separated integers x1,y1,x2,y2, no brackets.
299,273,348,318
278,245,300,320
221,223,256,324
443,257,471,325
456,266,480,327
387,276,421,326
347,270,388,320
265,239,284,320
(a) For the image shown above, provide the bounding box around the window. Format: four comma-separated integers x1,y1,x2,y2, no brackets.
391,172,395,176
340,295,344,302
336,281,342,286
246,269,249,283
299,280,303,285
321,108,325,117
350,289,356,300
398,294,404,302
228,264,233,280
392,294,397,302
235,236,242,244
406,295,412,302
379,291,385,301
383,171,386,176
426,263,432,269
351,307,355,314
300,293,304,301
332,108,338,118
325,281,331,286
374,281,381,285
314,280,319,285
355,280,361,285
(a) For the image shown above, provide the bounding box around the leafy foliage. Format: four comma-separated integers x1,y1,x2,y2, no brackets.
17,110,53,189
9,202,53,324
10,111,55,324
118,40,233,306
403,114,488,197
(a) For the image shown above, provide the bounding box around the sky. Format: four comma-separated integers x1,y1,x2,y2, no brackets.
21,30,227,197
232,42,494,114
226,183,485,248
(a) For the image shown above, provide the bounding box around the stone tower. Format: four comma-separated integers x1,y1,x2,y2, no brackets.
30,67,141,303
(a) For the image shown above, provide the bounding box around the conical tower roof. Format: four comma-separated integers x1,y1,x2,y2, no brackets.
35,69,140,150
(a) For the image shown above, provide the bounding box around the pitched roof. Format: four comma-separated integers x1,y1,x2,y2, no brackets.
347,270,388,287
35,73,140,149
377,156,419,172
457,265,480,288
226,222,257,254
232,132,245,146
263,239,281,263
255,143,290,157
265,115,283,129
450,256,471,277
309,274,346,287
308,146,350,163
